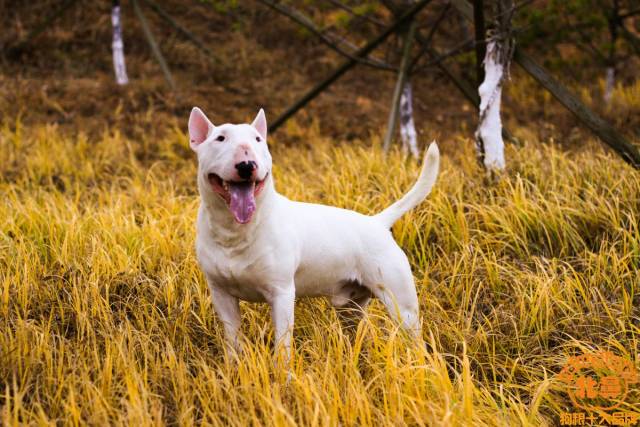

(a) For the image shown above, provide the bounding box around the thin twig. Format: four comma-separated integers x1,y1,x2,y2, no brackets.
491,0,537,20
425,44,480,107
257,0,395,71
620,23,640,55
411,38,476,73
269,0,434,132
132,0,176,89
423,1,451,46
574,28,608,63
383,19,417,152
408,2,451,71
619,7,640,19
325,0,387,27
144,0,251,95
142,0,217,61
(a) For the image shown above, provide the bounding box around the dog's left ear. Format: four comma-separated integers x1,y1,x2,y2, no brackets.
252,108,267,140
189,107,214,151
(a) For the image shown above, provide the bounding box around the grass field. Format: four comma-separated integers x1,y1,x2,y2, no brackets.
1,121,639,425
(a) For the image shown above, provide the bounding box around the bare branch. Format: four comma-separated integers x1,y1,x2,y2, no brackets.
620,23,640,55
132,0,175,89
411,38,476,73
380,0,404,16
325,0,386,27
492,0,537,20
383,19,417,152
619,7,640,19
573,29,608,63
143,0,218,61
409,2,452,70
422,43,481,108
423,1,451,46
269,0,434,132
257,0,395,71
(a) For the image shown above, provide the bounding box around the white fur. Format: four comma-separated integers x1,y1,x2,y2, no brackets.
189,107,440,359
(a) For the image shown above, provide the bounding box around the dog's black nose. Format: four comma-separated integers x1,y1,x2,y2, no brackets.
235,161,257,180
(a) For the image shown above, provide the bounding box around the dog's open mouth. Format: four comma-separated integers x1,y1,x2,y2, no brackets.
207,173,267,224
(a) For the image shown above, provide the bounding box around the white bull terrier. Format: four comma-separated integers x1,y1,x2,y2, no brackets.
189,107,439,359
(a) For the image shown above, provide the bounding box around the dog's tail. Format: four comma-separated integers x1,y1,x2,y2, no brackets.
374,142,440,228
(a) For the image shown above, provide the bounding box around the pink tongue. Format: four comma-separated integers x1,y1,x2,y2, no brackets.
229,182,256,224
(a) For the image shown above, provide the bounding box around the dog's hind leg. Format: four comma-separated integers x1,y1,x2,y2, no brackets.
331,279,372,333
365,257,422,339
375,283,421,339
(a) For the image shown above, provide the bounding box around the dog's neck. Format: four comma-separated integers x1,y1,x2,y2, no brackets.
198,174,277,248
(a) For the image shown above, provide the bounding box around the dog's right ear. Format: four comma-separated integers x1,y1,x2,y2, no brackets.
189,107,214,151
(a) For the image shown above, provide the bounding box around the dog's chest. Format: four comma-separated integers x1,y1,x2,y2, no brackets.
197,239,277,302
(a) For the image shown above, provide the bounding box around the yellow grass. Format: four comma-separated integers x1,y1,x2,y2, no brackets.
1,121,639,425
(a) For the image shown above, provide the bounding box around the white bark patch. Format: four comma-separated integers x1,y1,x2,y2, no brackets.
399,82,419,158
111,5,129,85
604,66,615,104
475,40,506,171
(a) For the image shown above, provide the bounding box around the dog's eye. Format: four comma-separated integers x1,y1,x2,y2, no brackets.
216,135,225,142
256,136,261,142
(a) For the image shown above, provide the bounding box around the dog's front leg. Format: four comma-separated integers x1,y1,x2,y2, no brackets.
269,284,295,368
208,283,242,354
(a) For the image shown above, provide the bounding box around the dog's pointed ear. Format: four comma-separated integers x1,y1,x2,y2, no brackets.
251,108,267,140
189,107,214,151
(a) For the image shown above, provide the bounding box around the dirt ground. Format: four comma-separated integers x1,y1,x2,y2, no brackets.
1,0,638,152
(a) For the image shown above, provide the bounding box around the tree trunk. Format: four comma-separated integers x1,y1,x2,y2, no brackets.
472,0,486,86
399,82,419,157
604,66,615,104
604,0,619,104
111,0,129,85
451,0,640,169
475,40,506,170
383,18,417,153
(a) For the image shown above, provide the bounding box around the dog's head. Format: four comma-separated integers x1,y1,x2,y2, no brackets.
189,107,272,224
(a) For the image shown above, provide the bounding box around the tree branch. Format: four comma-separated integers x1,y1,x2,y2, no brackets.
620,22,640,55
383,19,417,152
619,7,640,20
142,0,218,61
411,37,476,73
409,3,455,71
132,0,175,89
423,2,451,46
325,0,386,27
268,0,434,132
257,0,395,71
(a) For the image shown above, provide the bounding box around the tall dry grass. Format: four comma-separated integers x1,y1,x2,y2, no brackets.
1,121,639,425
